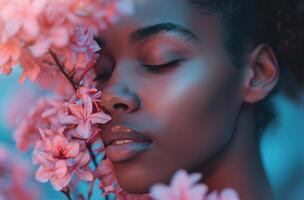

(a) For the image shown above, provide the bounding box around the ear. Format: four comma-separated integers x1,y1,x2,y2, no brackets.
243,44,279,103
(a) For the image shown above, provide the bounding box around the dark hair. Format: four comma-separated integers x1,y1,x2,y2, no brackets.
189,0,304,133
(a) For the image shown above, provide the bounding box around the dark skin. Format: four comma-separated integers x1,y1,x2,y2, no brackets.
95,0,279,199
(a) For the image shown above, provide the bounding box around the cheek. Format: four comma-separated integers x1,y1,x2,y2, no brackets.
142,57,242,170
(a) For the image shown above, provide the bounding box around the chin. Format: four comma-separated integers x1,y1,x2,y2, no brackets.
116,173,152,194
113,160,158,194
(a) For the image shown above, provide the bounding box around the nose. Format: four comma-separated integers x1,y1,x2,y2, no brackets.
100,84,141,114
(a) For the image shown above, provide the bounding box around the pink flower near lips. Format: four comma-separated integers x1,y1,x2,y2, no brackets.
150,169,208,200
59,94,111,139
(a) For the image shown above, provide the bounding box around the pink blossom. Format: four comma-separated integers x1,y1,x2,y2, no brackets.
33,132,93,191
77,86,102,101
11,97,65,152
0,0,47,42
30,26,69,57
60,24,100,71
59,94,111,139
0,145,39,200
72,24,100,53
41,98,67,119
150,169,208,200
206,188,240,200
13,98,49,152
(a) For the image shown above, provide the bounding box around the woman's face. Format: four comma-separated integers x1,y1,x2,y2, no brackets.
96,0,246,194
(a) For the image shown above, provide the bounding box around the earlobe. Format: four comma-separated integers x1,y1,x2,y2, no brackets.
243,44,279,103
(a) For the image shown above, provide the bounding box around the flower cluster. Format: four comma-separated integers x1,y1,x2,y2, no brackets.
28,87,112,191
0,0,133,84
150,170,240,200
33,128,93,191
0,145,39,200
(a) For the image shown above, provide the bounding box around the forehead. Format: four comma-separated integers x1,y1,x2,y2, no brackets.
100,0,221,48
130,0,193,25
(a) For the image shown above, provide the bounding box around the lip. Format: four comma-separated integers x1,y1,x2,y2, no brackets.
102,124,152,162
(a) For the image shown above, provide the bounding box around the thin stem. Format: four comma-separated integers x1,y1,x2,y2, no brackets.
86,143,98,167
61,187,72,200
75,59,96,84
101,189,110,200
48,49,78,92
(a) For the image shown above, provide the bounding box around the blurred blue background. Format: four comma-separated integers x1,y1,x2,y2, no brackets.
0,72,304,200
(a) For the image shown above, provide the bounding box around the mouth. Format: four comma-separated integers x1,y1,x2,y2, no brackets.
102,124,152,163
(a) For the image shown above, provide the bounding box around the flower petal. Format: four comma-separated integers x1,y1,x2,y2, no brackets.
0,46,10,66
68,104,84,119
77,120,92,139
64,142,80,158
4,19,21,39
50,172,72,191
89,112,112,124
76,168,93,181
23,17,39,37
30,37,50,57
206,192,218,200
49,26,69,47
220,188,240,200
32,0,47,14
150,184,176,200
189,184,208,200
83,94,92,116
76,152,90,167
35,165,53,183
54,160,68,178
58,112,79,124
52,135,69,156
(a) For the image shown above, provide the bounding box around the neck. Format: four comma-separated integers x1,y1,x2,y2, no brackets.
201,104,274,200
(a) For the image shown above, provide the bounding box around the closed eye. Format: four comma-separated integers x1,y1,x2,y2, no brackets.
142,59,184,72
94,59,184,83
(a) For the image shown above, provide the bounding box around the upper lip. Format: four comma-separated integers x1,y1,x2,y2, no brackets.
102,124,152,147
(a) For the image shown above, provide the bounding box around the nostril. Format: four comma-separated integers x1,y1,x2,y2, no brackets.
113,103,129,111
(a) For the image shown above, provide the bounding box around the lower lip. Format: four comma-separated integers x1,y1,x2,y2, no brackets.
105,142,152,162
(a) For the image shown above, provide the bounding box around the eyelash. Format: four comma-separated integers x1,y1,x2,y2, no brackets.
141,59,183,72
94,59,183,82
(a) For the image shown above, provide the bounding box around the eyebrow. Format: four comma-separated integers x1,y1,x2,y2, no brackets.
95,23,200,48
130,22,200,43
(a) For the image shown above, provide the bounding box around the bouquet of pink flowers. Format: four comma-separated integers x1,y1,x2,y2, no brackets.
0,0,240,199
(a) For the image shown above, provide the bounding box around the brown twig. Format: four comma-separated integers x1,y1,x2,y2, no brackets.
86,143,98,167
48,49,78,92
61,187,72,200
75,59,97,84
